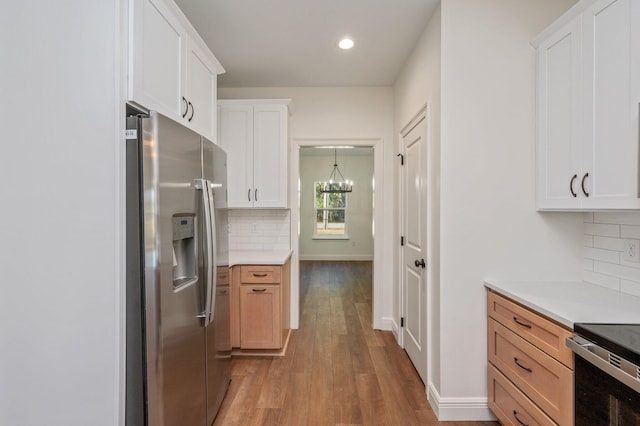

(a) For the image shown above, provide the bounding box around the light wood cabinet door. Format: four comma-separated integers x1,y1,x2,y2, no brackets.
230,266,240,348
239,285,281,349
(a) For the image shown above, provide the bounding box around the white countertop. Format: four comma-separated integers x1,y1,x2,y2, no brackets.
484,280,640,329
228,250,292,266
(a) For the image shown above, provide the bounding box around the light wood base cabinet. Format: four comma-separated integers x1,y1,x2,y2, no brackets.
487,290,574,426
488,364,556,426
230,260,290,351
240,285,281,349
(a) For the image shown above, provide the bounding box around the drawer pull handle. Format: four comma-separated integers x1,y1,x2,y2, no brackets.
253,273,268,277
512,410,529,426
513,357,533,373
252,288,267,292
513,317,532,329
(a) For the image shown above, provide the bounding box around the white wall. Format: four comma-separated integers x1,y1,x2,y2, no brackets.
299,149,374,260
393,3,442,391
437,0,580,419
0,2,124,426
394,0,582,420
219,87,394,328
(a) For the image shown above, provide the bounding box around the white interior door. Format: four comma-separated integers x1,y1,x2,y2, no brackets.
400,113,427,384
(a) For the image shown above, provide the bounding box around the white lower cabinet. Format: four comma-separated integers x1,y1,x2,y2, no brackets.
218,100,291,208
535,0,640,210
128,0,223,141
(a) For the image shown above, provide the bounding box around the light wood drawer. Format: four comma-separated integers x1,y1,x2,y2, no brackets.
240,265,281,284
488,290,573,368
488,318,573,426
488,363,556,426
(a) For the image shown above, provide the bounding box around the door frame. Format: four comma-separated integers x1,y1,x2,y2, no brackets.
290,137,384,329
397,104,431,384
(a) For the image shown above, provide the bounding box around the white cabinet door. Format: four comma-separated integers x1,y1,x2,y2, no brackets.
535,0,640,210
218,104,254,208
218,101,290,209
129,0,223,140
129,0,186,120
581,0,640,209
253,104,288,208
536,17,582,210
185,36,218,141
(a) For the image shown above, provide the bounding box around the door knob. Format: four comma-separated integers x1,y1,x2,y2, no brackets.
414,259,426,269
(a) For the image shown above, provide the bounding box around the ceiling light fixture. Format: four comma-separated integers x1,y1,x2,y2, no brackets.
320,149,353,194
338,38,354,50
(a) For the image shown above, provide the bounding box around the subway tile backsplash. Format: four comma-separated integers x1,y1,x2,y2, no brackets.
583,212,640,297
228,209,291,251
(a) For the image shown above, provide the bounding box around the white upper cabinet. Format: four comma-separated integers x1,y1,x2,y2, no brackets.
536,16,582,209
218,100,291,208
185,36,218,139
128,0,223,141
535,0,640,210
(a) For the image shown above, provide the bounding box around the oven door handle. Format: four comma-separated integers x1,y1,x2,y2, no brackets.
566,336,640,393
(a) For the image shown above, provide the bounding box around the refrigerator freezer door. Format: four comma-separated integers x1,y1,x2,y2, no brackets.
142,112,207,426
202,138,231,424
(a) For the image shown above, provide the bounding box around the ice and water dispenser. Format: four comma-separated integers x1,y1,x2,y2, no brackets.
172,213,197,291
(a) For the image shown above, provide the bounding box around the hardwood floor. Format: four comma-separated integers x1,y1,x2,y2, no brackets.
213,261,498,426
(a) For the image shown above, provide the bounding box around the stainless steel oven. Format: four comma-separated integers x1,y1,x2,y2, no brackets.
567,324,640,425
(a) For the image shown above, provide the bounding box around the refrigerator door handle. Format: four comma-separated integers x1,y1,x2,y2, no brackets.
193,178,215,326
205,180,218,325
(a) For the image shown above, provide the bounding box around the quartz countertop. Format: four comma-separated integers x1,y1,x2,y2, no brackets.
484,280,640,329
229,250,292,266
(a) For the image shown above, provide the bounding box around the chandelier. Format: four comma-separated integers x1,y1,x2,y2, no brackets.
319,149,353,193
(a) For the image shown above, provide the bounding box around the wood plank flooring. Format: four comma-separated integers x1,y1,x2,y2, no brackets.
213,261,498,426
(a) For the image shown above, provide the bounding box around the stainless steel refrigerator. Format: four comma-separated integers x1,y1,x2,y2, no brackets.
125,111,231,426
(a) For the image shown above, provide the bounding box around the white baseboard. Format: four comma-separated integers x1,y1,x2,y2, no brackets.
298,254,374,261
389,317,400,340
427,383,497,421
373,316,394,331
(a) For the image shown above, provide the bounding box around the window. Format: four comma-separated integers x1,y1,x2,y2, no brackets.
314,182,347,237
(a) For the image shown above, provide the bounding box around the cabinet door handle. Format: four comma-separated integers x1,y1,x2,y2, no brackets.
248,188,251,202
252,273,268,278
182,97,188,118
252,288,267,292
512,410,529,426
513,317,532,329
581,172,589,197
569,174,577,198
254,188,258,202
188,101,194,122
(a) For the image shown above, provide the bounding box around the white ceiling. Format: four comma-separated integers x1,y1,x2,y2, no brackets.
174,0,439,88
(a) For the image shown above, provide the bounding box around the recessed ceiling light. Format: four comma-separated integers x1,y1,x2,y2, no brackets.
338,38,354,50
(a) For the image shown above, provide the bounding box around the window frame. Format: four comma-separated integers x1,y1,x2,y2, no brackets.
313,182,349,239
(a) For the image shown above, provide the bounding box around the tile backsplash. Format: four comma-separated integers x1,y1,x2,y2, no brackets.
583,212,640,297
228,209,291,251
